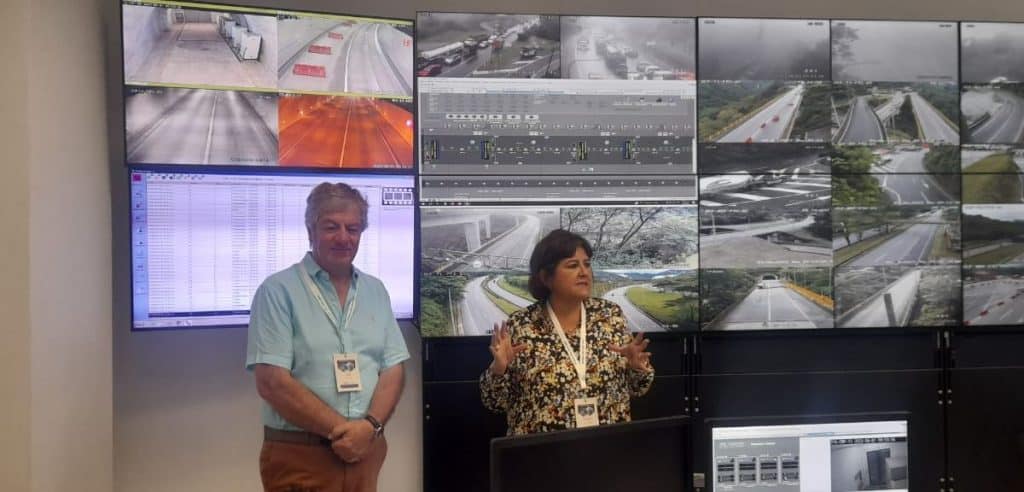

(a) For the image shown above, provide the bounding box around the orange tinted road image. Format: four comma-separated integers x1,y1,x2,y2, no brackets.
278,94,413,168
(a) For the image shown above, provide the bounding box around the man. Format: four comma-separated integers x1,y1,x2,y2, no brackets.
246,182,410,491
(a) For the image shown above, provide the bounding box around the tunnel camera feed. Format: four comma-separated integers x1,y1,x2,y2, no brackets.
699,143,830,175
700,267,834,330
831,20,958,83
830,438,908,491
700,205,832,269
961,144,1024,172
831,82,960,145
277,94,413,168
699,81,832,143
961,22,1024,84
712,420,908,492
122,2,278,90
418,78,696,175
832,205,961,268
125,86,278,165
277,13,412,98
415,13,561,79
560,16,695,80
962,204,1024,266
698,18,829,82
964,265,1024,326
961,83,1024,144
836,264,960,328
418,206,698,336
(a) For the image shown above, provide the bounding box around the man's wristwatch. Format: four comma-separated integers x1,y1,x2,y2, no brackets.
364,414,384,438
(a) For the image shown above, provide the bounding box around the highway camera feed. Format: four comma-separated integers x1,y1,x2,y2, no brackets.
415,13,561,79
961,83,1024,144
831,20,958,83
699,205,831,269
698,18,829,82
560,16,695,80
418,206,698,336
277,94,413,168
831,82,960,144
700,268,834,330
699,81,832,143
964,266,1024,326
961,22,1024,84
833,206,961,267
277,14,412,97
835,265,960,327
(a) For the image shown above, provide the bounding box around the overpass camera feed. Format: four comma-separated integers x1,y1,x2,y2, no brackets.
560,16,695,80
698,18,829,82
700,267,834,330
964,265,1024,326
415,13,561,79
418,206,698,336
277,94,413,168
831,21,959,145
122,2,278,90
836,265,960,327
961,22,1024,84
125,86,278,166
277,13,412,98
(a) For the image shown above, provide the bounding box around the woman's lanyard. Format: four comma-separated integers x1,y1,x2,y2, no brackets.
547,301,588,389
295,264,357,337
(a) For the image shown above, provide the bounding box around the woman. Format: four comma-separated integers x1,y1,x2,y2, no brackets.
480,229,654,435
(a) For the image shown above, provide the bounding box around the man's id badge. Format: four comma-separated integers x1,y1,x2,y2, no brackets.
333,353,362,393
574,397,599,428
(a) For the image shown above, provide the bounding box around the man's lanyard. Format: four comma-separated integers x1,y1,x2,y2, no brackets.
295,263,357,336
547,302,588,389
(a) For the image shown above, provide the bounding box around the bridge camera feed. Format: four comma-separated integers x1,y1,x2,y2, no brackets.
700,267,834,330
560,16,695,80
415,13,560,79
417,78,696,176
964,265,1024,326
961,23,1024,84
700,203,831,269
836,265,960,327
277,94,413,168
122,2,278,90
419,206,698,337
831,21,959,145
698,18,829,82
125,86,278,165
277,13,412,98
961,144,1024,172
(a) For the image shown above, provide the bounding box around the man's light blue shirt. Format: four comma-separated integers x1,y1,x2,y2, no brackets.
245,252,410,431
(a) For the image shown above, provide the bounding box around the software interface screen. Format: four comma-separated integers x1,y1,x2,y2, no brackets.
130,171,415,328
712,420,908,492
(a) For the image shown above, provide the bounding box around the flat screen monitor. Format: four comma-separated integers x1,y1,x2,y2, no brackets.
491,416,688,492
709,415,909,492
129,169,415,329
121,0,414,169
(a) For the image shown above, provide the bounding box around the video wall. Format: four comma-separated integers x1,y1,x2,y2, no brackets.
121,0,416,329
119,5,1024,333
415,15,1024,336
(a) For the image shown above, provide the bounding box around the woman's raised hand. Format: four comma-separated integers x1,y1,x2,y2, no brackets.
488,321,527,376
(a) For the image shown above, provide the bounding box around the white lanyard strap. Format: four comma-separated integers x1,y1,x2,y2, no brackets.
547,302,587,389
295,263,357,333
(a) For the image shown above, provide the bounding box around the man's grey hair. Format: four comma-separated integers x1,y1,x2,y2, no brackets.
305,182,369,234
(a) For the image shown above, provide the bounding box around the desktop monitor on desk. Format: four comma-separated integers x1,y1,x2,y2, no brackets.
490,416,688,492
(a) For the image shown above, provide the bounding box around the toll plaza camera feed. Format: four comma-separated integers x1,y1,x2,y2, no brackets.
699,81,832,144
698,18,829,82
699,143,830,175
415,13,561,79
963,265,1024,326
831,82,960,145
122,2,278,90
961,22,1024,84
831,20,958,83
700,267,834,330
125,86,278,165
277,13,412,98
560,16,695,80
961,82,1024,144
418,206,698,337
277,94,413,168
835,264,960,327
